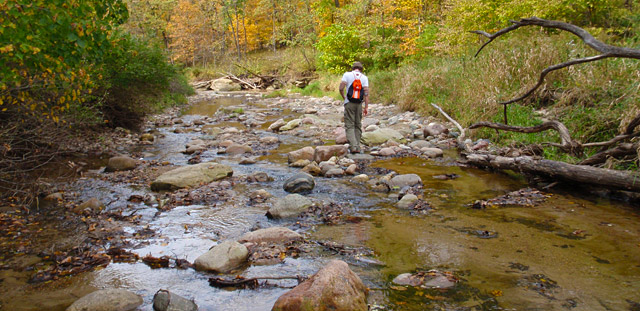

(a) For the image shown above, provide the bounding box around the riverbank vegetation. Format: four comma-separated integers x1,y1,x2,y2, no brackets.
0,0,192,199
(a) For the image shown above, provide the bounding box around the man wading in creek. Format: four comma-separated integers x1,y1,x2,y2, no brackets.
339,61,369,153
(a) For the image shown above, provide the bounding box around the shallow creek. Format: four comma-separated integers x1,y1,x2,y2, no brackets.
2,94,639,311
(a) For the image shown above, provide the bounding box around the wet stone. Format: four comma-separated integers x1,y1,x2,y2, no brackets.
153,290,198,311
283,172,315,193
66,289,142,311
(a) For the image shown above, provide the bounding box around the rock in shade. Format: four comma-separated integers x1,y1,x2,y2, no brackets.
150,162,233,191
238,227,302,244
267,194,313,219
194,240,249,273
73,197,104,214
152,290,198,311
272,260,368,311
283,172,315,193
66,289,142,311
105,156,139,172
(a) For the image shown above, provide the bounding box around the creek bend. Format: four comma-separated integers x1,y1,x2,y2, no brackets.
1,92,639,311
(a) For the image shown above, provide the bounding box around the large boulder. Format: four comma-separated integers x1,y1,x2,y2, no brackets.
362,128,403,146
272,260,368,311
283,172,315,193
209,78,241,92
152,290,198,311
194,240,248,273
313,145,348,163
238,227,302,244
287,147,315,164
66,289,142,311
267,194,313,219
105,156,139,172
151,162,233,191
387,174,422,190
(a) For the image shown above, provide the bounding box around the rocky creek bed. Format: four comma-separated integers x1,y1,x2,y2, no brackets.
1,90,639,311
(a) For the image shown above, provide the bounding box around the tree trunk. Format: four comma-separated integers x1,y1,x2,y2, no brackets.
334,0,340,8
465,154,640,192
272,0,277,53
242,11,248,58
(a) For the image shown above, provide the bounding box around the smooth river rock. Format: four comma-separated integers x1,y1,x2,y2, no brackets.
66,289,142,311
313,145,348,163
150,162,233,191
194,240,249,273
152,289,198,311
105,156,138,172
272,260,368,311
283,172,315,193
397,194,419,209
361,128,404,146
288,147,315,164
238,227,302,244
267,194,313,219
387,174,422,190
280,119,302,131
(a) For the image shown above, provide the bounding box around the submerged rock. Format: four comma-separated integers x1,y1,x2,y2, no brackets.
152,290,198,311
66,289,142,311
283,172,315,193
392,270,458,289
272,260,368,311
194,240,248,273
267,194,313,219
150,162,233,191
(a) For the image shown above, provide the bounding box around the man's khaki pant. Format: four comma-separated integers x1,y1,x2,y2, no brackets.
344,102,362,151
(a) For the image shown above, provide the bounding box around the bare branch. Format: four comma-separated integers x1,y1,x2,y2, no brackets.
469,120,582,155
579,143,639,166
430,103,466,142
471,17,640,106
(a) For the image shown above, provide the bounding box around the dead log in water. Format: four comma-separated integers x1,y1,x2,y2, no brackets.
464,154,640,193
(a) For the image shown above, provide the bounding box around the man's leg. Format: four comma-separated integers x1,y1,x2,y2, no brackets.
353,103,363,151
344,102,359,152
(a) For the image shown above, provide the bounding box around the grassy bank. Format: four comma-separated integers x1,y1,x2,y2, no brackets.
283,30,638,165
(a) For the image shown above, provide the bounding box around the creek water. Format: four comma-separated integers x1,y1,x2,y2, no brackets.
1,94,639,311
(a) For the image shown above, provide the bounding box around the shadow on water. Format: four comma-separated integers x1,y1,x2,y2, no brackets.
3,94,640,311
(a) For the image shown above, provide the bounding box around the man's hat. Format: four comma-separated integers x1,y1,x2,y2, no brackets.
352,61,364,70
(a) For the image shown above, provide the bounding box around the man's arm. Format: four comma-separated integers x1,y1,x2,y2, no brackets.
363,86,369,116
339,81,347,100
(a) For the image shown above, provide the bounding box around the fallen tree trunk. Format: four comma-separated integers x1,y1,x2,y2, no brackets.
465,154,640,192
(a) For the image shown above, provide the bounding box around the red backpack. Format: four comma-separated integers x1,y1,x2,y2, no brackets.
347,72,364,104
